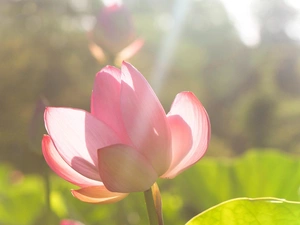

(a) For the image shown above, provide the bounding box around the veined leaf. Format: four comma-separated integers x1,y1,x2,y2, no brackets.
186,197,300,225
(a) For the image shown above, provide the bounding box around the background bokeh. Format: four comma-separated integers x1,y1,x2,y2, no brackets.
1,0,300,224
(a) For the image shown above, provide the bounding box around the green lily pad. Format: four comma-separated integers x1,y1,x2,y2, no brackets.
186,197,300,225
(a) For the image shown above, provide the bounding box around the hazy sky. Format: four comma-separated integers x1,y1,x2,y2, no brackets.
220,0,300,46
220,0,259,46
100,0,300,46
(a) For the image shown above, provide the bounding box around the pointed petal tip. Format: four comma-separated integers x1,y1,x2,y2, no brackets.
95,65,122,82
121,61,135,70
176,91,200,102
99,65,118,72
44,106,57,113
44,107,62,123
42,133,49,139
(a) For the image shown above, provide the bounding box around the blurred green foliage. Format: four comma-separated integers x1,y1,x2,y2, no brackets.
168,149,300,223
1,150,300,224
1,0,300,224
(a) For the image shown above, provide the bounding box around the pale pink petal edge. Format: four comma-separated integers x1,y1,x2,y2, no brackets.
71,186,128,204
42,135,102,187
162,92,211,178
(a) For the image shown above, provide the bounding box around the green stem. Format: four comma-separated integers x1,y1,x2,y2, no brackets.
43,169,51,212
144,188,159,225
144,184,164,225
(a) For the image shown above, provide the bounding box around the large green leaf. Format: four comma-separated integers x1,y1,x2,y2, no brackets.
186,198,300,225
160,149,300,223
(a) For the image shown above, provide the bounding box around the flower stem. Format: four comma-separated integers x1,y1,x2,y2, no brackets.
43,169,51,212
144,183,164,225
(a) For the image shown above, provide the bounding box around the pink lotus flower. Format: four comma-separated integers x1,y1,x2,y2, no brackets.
60,219,84,225
42,62,210,203
88,4,143,64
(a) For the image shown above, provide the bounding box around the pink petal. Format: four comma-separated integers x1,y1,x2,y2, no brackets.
98,144,158,192
91,66,130,144
161,92,210,178
60,219,84,225
161,116,193,177
120,62,171,176
45,107,121,180
115,38,144,65
42,135,102,187
71,186,128,204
